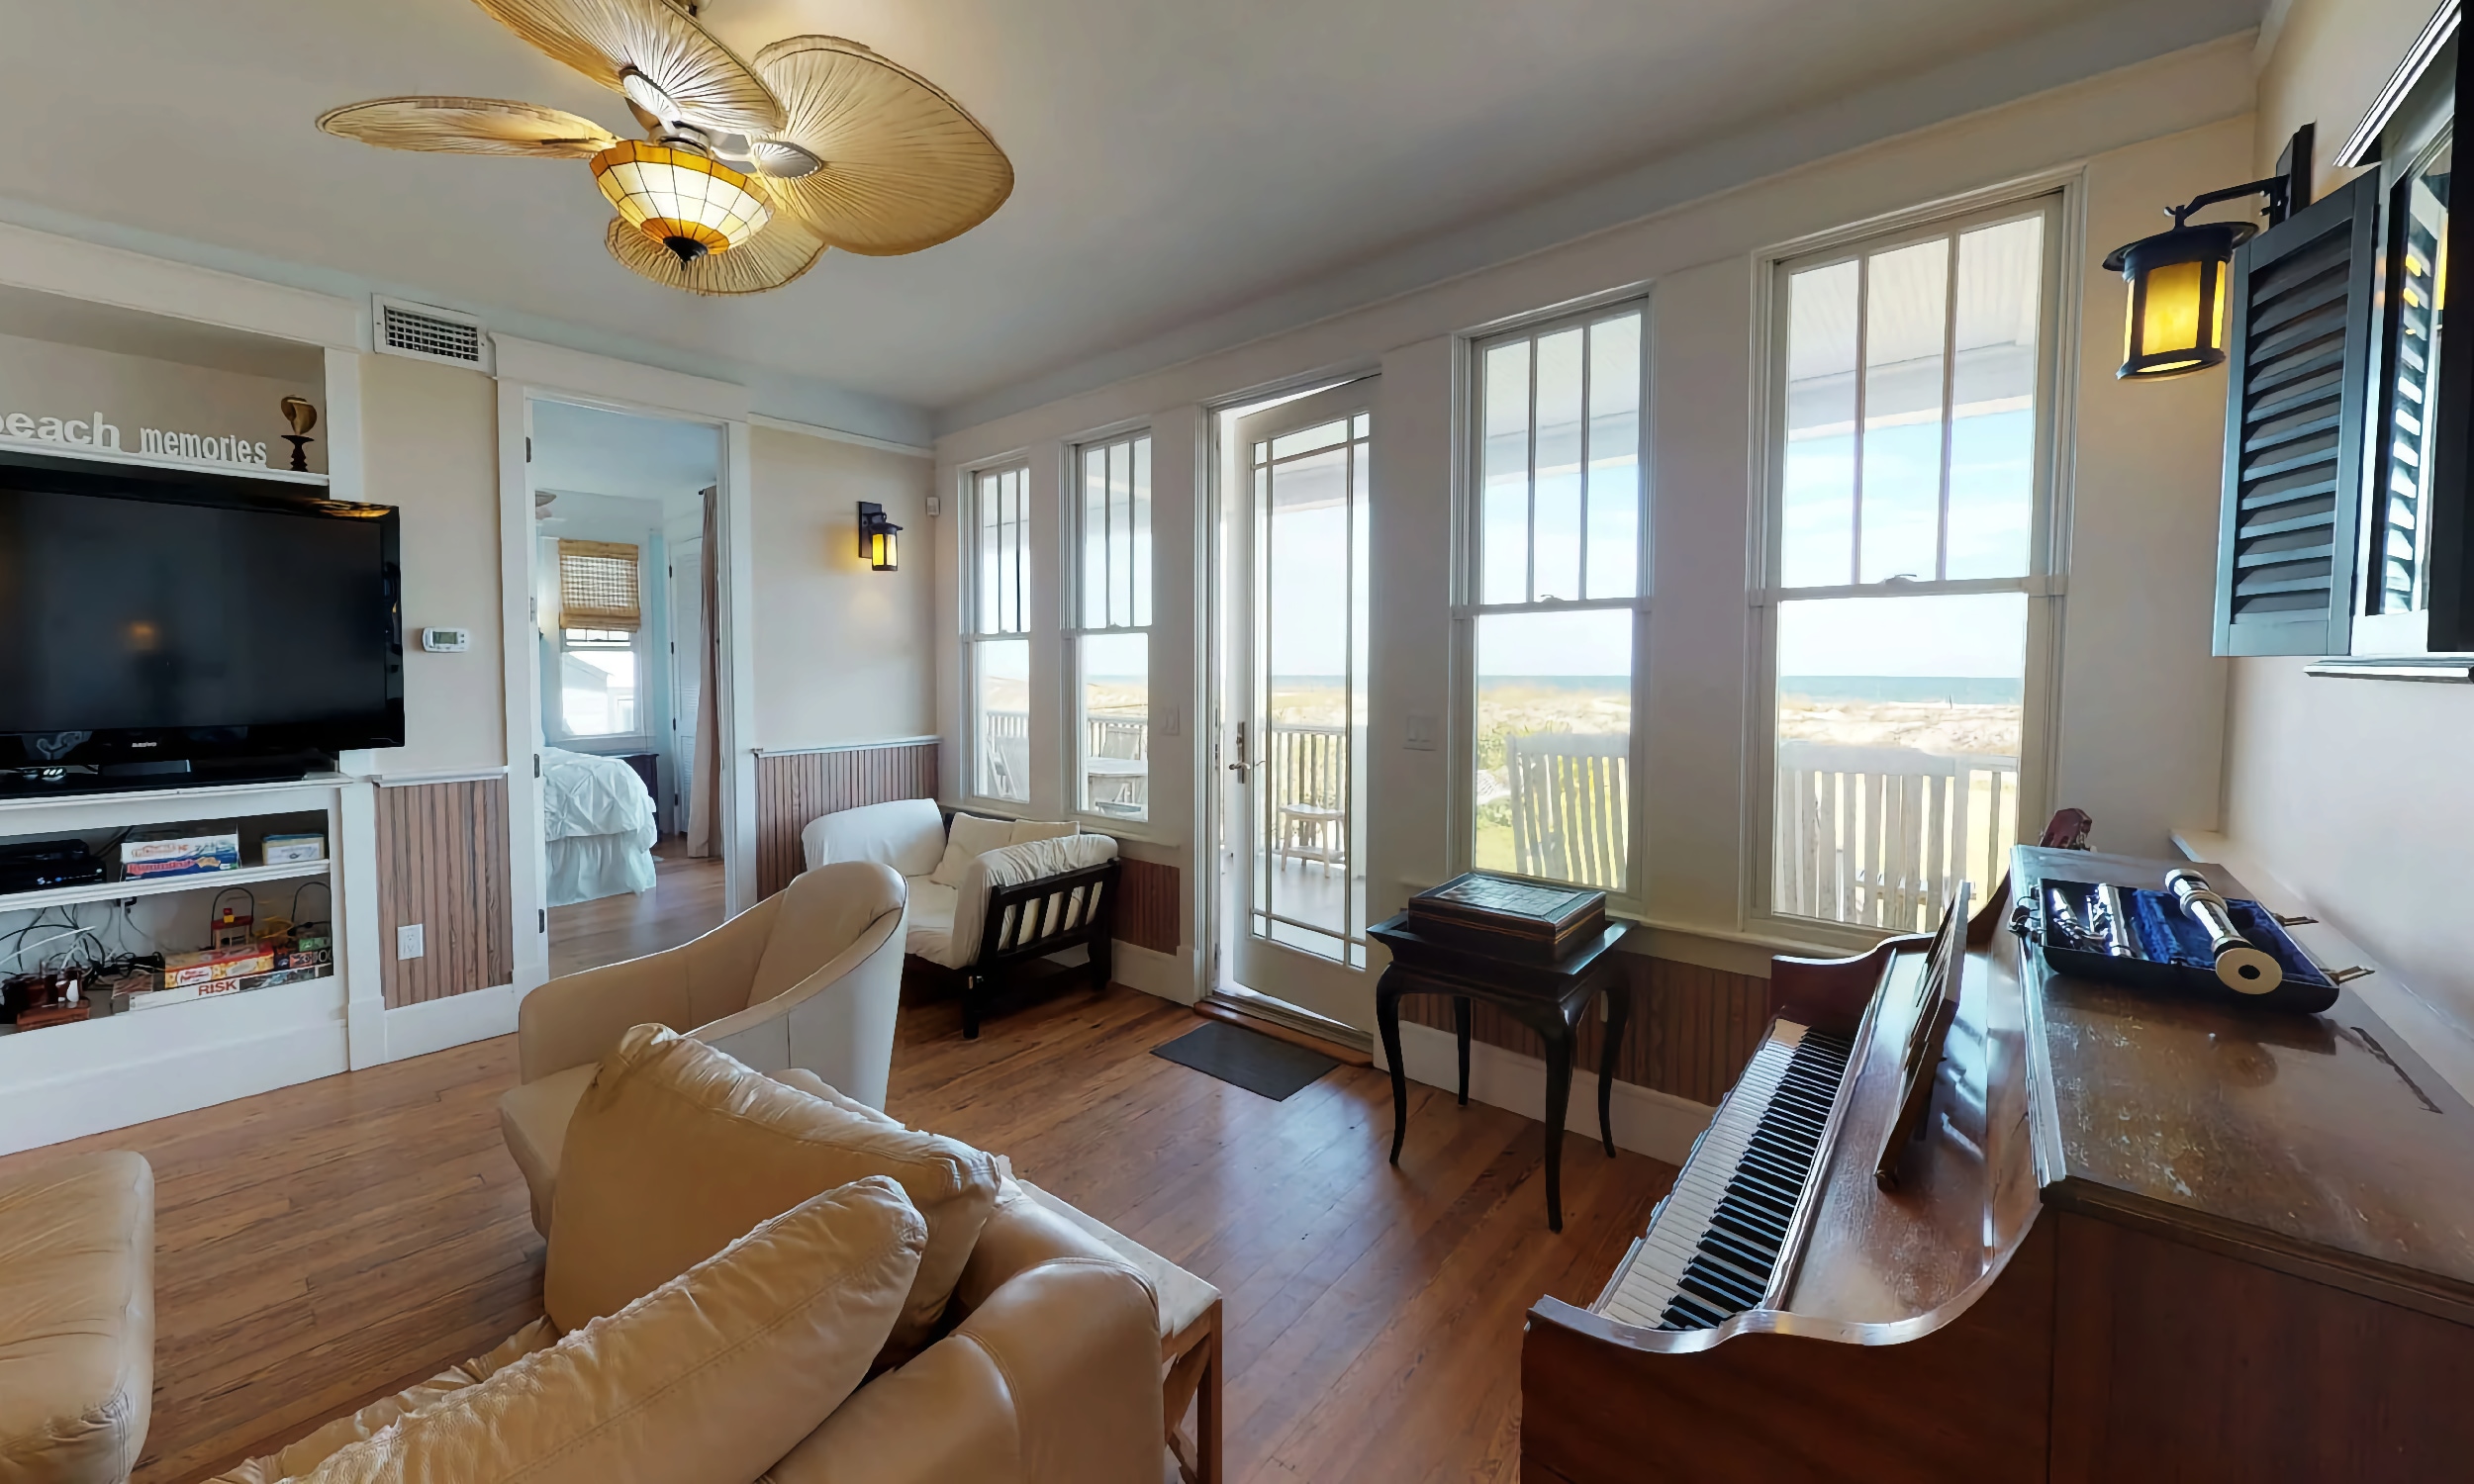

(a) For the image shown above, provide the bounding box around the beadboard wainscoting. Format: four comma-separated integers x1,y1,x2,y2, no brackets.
374,776,516,1009
1396,953,1771,1106
1116,858,1180,955
754,740,939,898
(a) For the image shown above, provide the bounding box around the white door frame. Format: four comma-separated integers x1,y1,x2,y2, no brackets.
1213,377,1381,1034
494,351,759,995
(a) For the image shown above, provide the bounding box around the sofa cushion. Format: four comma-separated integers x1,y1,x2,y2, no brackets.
801,797,945,878
1008,818,1080,847
949,835,1120,968
263,1178,924,1484
903,878,962,968
208,1320,559,1484
0,1151,152,1484
546,1026,1002,1354
496,1062,597,1234
927,812,1012,887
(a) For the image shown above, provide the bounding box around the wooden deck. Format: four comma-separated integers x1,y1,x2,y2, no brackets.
0,978,1677,1483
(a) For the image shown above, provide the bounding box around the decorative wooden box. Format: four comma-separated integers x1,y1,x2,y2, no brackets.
1403,873,1608,965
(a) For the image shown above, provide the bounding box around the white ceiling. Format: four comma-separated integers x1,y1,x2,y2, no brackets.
0,0,2260,423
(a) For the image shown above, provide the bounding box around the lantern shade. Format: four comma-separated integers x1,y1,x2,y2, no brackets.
591,139,771,261
2104,220,2255,379
857,501,902,572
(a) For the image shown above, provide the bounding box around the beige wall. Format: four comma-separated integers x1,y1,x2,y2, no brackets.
934,37,2260,1002
0,330,322,472
361,351,506,774
2228,0,2474,1035
748,425,935,750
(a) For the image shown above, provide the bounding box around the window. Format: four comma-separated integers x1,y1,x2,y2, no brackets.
1072,433,1151,819
1467,305,1645,893
2354,45,2457,655
553,541,643,740
1763,201,2058,933
967,464,1032,802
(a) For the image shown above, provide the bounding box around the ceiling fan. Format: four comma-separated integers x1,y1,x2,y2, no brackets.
318,0,1011,295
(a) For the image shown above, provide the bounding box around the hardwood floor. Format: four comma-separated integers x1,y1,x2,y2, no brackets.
545,836,724,978
0,980,1678,1483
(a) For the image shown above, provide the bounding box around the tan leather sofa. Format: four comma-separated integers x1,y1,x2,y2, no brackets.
220,1067,1164,1482
0,1150,153,1484
500,861,906,1234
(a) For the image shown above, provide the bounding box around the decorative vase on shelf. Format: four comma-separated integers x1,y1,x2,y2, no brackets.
279,395,319,472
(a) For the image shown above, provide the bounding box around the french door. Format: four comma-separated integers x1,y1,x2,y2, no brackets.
1221,381,1376,1033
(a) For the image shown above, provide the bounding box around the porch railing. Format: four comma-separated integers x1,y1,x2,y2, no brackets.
1773,740,2019,932
1505,732,1630,891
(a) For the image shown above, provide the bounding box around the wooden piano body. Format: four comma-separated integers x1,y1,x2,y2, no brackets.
1523,848,2474,1482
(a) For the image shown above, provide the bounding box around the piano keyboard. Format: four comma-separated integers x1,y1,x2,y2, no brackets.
1596,1022,1856,1331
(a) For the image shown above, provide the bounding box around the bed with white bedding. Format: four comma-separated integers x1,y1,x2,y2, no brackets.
541,747,658,906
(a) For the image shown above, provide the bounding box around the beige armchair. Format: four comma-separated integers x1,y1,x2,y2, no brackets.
499,862,906,1235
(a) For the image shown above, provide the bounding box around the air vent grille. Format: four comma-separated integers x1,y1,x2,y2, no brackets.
375,298,490,370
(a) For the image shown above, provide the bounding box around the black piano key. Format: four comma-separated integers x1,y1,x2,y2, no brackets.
1675,1268,1753,1316
1720,1174,1797,1218
1709,1206,1785,1251
1663,1291,1729,1328
1702,1227,1777,1276
1682,1263,1764,1314
1689,1245,1774,1295
1738,1149,1811,1192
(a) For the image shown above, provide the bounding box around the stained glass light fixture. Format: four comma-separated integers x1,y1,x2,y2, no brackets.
591,139,770,262
315,0,1012,295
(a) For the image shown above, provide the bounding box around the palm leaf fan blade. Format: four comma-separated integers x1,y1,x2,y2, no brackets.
602,200,826,295
754,36,1012,255
317,97,618,157
467,0,783,134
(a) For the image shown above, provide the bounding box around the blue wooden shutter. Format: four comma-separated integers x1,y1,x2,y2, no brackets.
2213,173,2380,657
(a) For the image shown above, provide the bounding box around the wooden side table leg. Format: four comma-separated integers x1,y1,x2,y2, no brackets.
1454,994,1472,1107
1598,982,1630,1159
1538,1014,1573,1234
1378,973,1409,1165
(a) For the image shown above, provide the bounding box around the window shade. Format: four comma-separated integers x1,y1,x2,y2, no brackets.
2214,174,2380,657
558,539,642,631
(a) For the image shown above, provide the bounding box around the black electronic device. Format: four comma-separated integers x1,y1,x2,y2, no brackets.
0,837,106,893
0,450,404,785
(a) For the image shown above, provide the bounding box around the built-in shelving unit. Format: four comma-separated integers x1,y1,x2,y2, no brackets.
0,858,330,916
0,774,367,1156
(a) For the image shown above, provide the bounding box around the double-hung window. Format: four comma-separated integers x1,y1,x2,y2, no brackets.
1071,433,1152,820
1761,198,2061,934
967,464,1032,803
1466,304,1647,894
553,539,644,741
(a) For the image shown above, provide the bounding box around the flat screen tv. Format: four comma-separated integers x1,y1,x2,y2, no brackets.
0,450,403,779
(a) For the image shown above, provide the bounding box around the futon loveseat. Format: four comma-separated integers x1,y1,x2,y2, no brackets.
803,799,1120,1037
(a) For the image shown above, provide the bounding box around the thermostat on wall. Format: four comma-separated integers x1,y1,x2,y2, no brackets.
420,627,471,653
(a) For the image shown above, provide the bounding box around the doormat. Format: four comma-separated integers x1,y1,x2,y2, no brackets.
1152,1020,1338,1101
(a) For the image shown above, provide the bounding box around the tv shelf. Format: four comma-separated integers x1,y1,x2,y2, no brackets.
0,858,331,916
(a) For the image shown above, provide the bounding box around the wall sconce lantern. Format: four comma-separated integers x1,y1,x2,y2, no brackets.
857,502,902,572
2104,127,2316,380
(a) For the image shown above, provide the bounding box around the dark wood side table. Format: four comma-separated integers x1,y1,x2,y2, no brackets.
1369,913,1632,1232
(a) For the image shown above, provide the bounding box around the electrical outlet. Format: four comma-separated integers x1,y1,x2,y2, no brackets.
397,923,426,960
925,494,942,516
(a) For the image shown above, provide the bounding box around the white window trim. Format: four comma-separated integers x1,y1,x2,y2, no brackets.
1448,294,1655,912
962,460,1034,809
1743,185,2081,949
1066,429,1155,828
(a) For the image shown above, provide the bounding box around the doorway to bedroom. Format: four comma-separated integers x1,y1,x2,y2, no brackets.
527,398,727,977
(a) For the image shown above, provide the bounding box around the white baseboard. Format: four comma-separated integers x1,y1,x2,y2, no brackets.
1380,1019,1713,1165
1112,941,1199,1004
0,979,350,1157
383,982,522,1063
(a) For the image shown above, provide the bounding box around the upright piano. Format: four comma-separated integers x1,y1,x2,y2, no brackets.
1522,848,2474,1482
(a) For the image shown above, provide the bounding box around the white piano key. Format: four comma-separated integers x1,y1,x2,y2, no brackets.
1597,1024,1836,1328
